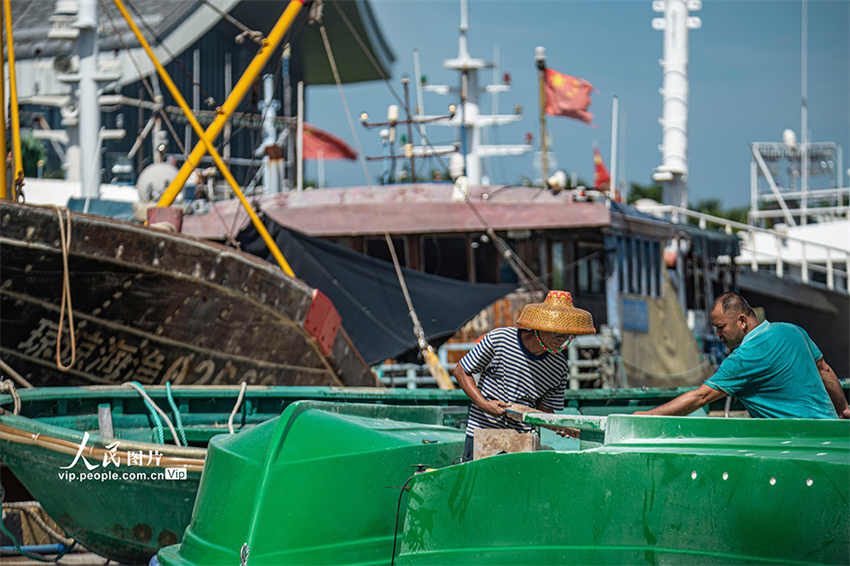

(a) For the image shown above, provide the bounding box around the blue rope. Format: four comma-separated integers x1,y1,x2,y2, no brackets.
130,381,164,444
165,381,188,446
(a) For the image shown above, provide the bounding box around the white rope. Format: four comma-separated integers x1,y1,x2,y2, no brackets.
122,382,183,446
0,380,21,415
227,381,248,434
0,358,34,389
318,19,452,389
54,206,76,371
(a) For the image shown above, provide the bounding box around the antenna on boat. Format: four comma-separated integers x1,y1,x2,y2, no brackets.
359,102,457,183
405,0,531,186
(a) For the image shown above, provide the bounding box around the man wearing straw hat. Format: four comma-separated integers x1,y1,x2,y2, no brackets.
454,290,597,461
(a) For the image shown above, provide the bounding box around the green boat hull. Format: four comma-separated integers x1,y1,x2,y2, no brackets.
157,401,465,566
0,386,470,563
397,416,850,565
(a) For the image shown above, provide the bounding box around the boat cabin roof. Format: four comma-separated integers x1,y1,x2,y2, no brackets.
181,183,674,240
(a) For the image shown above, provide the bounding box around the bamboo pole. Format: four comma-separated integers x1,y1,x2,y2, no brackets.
157,0,304,207
113,0,295,277
3,0,22,200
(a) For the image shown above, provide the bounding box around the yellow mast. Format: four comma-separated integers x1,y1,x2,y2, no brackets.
0,14,7,200
157,0,304,207
3,0,23,200
113,0,298,278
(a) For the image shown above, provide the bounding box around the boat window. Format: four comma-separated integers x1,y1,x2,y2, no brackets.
617,236,662,298
577,242,605,295
551,242,565,289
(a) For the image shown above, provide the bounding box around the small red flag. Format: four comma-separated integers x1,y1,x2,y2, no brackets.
593,147,610,190
544,68,594,125
303,123,357,161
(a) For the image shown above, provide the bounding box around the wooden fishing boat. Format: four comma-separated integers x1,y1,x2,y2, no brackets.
0,385,470,563
0,200,375,387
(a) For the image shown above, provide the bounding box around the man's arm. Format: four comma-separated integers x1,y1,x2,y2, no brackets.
633,384,726,416
817,358,849,419
453,363,508,417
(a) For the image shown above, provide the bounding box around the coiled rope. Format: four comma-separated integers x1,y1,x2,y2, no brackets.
54,206,76,371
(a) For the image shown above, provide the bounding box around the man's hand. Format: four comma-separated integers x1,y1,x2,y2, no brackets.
482,399,509,417
840,407,850,420
553,427,580,438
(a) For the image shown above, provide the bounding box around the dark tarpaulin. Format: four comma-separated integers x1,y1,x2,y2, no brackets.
237,219,516,365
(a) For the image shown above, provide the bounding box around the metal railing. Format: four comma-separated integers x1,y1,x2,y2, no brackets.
640,204,850,294
375,333,620,389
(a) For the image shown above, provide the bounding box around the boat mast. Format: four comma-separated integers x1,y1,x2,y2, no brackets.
76,0,102,198
421,0,529,186
651,0,701,208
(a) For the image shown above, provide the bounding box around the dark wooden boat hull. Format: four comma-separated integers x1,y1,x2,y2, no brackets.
0,202,375,387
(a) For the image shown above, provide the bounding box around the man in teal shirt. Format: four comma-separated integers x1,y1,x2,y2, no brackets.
637,293,847,418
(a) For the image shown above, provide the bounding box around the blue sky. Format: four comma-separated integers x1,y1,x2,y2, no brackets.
306,0,849,208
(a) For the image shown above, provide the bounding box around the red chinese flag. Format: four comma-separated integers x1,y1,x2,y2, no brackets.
303,123,357,161
593,147,610,190
544,68,594,124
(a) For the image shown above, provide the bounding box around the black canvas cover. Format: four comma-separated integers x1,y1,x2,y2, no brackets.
237,219,516,365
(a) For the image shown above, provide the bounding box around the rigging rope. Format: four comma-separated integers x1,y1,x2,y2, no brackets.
328,0,544,290
165,381,188,446
318,20,454,388
54,206,76,371
317,23,373,190
200,0,264,45
0,358,34,389
0,380,21,415
330,0,452,179
124,0,218,108
100,0,186,155
123,381,183,446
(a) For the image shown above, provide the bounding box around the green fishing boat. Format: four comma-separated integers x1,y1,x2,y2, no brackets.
0,384,736,563
0,385,469,563
155,400,465,566
153,409,849,566
395,413,850,565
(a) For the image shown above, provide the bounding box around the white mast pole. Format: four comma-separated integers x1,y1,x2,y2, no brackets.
77,0,101,198
651,0,701,209
297,81,304,191
413,48,427,140
609,95,619,201
801,0,808,225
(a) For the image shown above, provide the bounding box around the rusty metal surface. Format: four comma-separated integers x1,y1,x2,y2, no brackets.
180,184,614,239
0,202,376,387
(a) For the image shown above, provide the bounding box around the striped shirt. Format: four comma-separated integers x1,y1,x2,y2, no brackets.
459,327,569,437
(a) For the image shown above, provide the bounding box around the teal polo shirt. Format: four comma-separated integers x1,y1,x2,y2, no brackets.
705,321,837,419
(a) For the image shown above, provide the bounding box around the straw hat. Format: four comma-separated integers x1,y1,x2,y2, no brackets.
516,291,596,335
